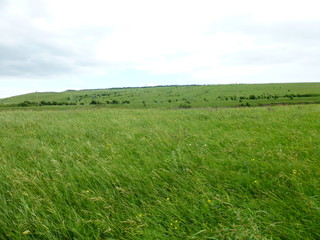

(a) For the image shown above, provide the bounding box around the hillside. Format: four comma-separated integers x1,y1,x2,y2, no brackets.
1,82,320,108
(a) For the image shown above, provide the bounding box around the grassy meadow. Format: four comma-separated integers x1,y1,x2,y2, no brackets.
0,104,319,239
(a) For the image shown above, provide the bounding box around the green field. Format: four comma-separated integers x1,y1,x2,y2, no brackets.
1,82,320,109
0,104,319,239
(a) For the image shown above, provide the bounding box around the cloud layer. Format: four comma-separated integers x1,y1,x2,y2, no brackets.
1,0,320,98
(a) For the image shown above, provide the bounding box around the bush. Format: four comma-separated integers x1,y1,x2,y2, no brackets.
17,101,37,107
178,103,191,108
17,102,29,107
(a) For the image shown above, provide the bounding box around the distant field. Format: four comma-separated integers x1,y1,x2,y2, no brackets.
0,105,319,239
1,82,320,109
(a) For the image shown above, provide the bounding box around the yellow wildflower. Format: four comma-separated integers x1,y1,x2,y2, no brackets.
207,199,212,203
292,170,297,174
166,198,170,201
23,230,30,235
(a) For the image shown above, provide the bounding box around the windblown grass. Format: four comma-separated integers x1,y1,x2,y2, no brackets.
0,105,319,239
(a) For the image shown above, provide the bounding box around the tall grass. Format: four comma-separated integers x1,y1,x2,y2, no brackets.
0,105,319,239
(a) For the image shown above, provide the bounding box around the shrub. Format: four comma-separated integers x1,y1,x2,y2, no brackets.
17,102,29,107
178,103,191,108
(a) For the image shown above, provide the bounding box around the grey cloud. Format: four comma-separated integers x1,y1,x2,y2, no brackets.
213,17,320,67
0,1,110,79
221,45,320,66
212,16,320,44
243,21,320,46
0,46,76,77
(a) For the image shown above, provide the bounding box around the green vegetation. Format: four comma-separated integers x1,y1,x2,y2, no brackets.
0,105,319,239
1,82,320,109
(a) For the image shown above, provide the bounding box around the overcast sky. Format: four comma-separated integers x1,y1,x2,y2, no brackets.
1,0,319,98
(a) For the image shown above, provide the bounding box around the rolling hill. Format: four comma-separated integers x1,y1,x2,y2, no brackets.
1,82,319,109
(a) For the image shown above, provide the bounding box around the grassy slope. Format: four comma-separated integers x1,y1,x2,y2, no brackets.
1,82,320,108
0,105,319,239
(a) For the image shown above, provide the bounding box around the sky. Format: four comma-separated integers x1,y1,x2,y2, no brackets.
1,0,320,98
